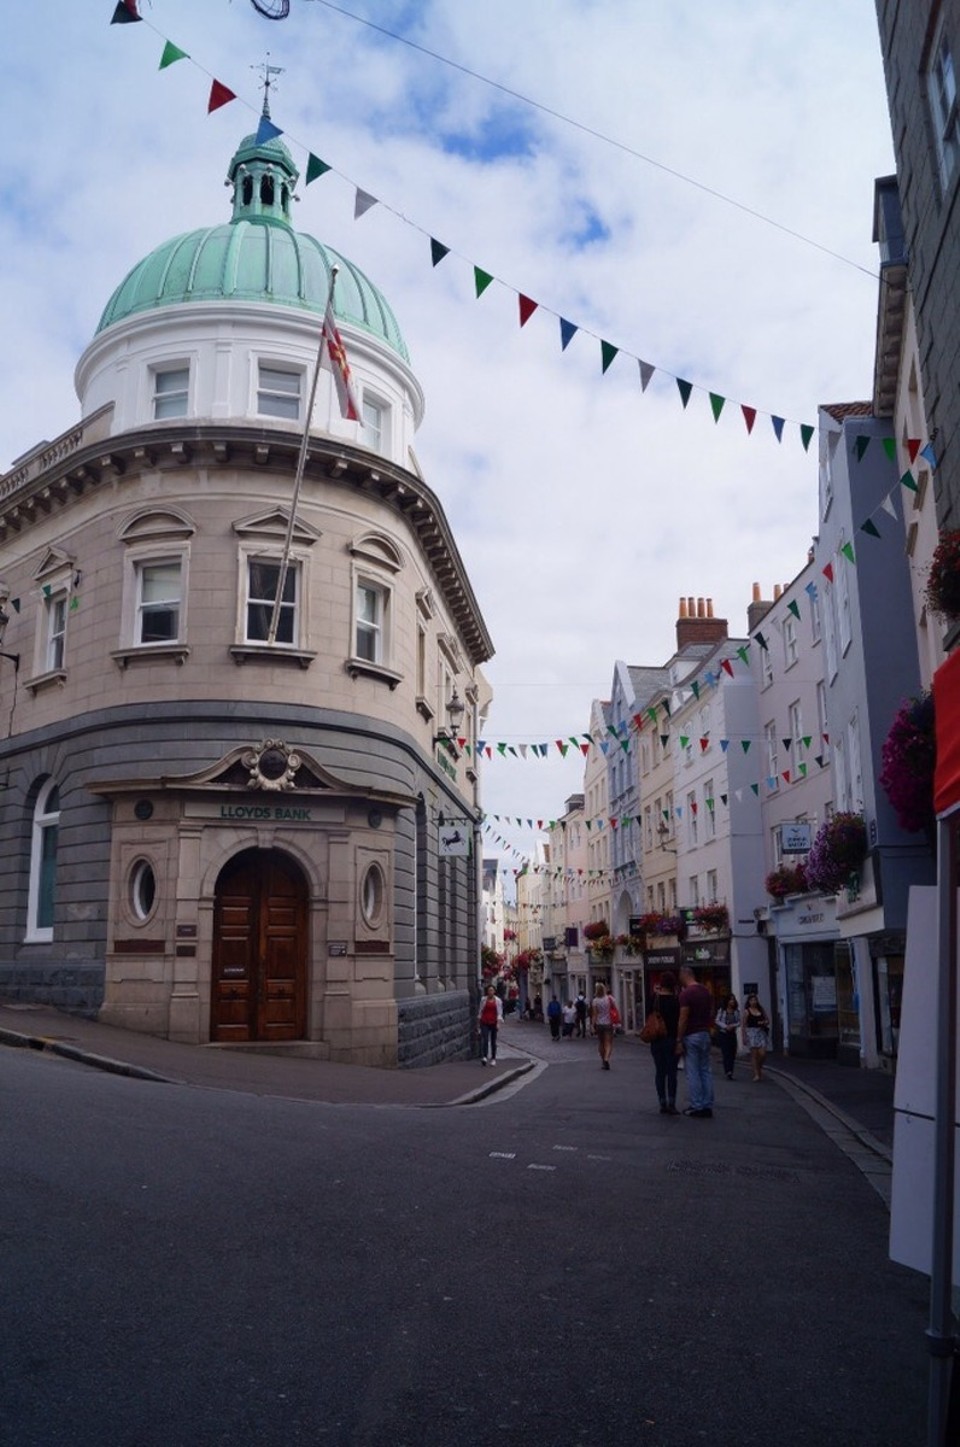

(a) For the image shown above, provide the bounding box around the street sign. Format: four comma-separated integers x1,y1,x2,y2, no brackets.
780,821,812,853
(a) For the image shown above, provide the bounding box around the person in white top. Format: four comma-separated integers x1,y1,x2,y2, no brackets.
590,982,617,1070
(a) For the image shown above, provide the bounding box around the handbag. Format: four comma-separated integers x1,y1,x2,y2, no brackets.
609,999,621,1029
639,1002,666,1043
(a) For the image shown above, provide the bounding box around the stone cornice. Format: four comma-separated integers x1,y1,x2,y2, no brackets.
0,415,494,667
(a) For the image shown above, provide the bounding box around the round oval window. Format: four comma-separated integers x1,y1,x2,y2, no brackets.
130,859,157,921
360,863,384,927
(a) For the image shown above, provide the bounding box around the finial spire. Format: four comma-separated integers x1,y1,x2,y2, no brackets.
251,56,285,118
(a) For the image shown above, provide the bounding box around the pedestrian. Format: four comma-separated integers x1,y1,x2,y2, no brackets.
562,1000,577,1038
533,993,543,1022
715,993,741,1080
648,971,680,1114
742,992,771,1081
676,965,715,1117
575,991,588,1038
591,982,616,1070
477,984,503,1065
546,994,563,1041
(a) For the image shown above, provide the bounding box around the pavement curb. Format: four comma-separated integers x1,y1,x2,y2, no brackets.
766,1064,893,1163
441,1058,537,1107
0,1025,177,1085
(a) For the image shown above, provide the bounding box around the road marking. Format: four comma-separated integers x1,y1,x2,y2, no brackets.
527,1163,556,1171
586,1153,611,1161
552,1145,577,1152
489,1151,516,1159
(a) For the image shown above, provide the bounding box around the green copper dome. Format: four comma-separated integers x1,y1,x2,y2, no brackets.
96,130,409,362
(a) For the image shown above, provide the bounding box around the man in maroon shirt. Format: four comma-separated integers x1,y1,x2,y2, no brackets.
676,965,715,1117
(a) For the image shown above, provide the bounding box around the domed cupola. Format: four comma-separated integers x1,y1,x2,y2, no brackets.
226,127,299,227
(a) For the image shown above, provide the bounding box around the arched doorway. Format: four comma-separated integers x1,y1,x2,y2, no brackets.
211,848,308,1043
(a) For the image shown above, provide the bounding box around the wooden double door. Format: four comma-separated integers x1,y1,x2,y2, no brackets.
211,849,308,1043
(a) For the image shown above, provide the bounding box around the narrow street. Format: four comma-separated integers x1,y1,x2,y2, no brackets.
3,1033,926,1447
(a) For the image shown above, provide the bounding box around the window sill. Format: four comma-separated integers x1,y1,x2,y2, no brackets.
416,695,435,722
24,668,68,695
230,644,316,670
112,644,190,670
345,658,403,689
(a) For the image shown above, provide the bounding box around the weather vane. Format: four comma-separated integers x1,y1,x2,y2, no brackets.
251,56,285,115
249,0,292,18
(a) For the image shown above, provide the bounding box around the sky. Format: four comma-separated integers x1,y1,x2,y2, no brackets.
1,0,896,871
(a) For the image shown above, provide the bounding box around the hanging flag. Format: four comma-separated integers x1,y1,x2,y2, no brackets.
900,470,918,493
771,416,785,443
159,41,188,68
822,562,835,583
430,239,449,267
787,600,800,619
840,541,856,564
709,393,726,423
720,739,730,752
921,442,938,469
256,116,284,145
355,189,377,219
677,378,693,409
322,295,360,421
882,437,897,461
208,81,237,113
855,436,871,462
639,360,655,392
800,424,815,452
111,0,141,21
601,341,618,374
741,404,757,434
475,267,494,298
720,658,734,676
306,154,330,184
559,318,577,351
907,438,921,462
860,517,882,538
519,295,538,328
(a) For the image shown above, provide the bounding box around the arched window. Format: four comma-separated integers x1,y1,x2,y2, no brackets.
27,779,60,942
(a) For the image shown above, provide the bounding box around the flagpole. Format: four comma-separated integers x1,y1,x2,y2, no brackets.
266,264,341,647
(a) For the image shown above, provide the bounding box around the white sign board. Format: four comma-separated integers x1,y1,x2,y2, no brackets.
889,886,960,1282
780,821,813,854
438,823,469,857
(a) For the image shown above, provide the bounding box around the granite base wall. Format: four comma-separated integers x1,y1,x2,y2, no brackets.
397,989,473,1068
0,963,104,1017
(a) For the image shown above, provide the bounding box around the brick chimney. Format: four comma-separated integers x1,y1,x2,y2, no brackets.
675,595,728,651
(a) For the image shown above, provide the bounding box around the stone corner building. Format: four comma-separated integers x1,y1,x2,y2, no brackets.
0,129,493,1067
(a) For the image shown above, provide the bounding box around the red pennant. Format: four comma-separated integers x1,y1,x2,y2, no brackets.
721,658,734,676
907,438,921,463
700,738,709,752
633,712,645,731
783,770,792,784
580,743,590,756
822,561,834,583
741,404,757,434
208,80,237,114
518,295,538,327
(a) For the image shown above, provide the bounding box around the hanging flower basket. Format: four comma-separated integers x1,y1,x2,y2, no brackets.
925,530,960,620
590,934,616,960
635,911,683,936
692,903,729,933
583,919,610,942
765,863,808,900
805,812,868,895
879,693,936,836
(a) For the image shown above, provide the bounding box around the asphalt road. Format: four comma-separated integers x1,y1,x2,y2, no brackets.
2,1038,927,1447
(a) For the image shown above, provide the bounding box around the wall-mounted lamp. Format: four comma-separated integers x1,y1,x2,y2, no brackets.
656,822,677,854
433,689,466,754
0,607,19,673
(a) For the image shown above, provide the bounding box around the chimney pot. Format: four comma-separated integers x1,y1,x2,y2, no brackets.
752,582,761,603
773,584,782,600
679,597,687,618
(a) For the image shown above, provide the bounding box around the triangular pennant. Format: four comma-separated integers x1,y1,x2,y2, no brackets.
840,541,856,564
771,415,785,443
920,442,938,469
720,739,730,752
799,763,808,777
639,360,655,392
741,404,757,434
720,658,734,676
208,80,237,113
519,295,538,328
709,392,726,423
881,492,899,520
159,40,188,68
700,738,710,752
882,437,897,461
741,740,751,753
660,734,670,750
787,600,800,619
900,470,918,493
782,737,793,752
306,154,331,184
755,632,768,651
559,318,577,351
430,238,450,267
860,517,882,538
111,0,141,21
855,436,871,462
907,438,921,463
256,116,284,146
751,783,760,796
800,424,814,452
677,378,693,408
679,735,690,750
474,267,494,298
815,754,825,768
736,646,749,664
601,341,618,374
822,562,834,583
354,189,378,219
720,794,728,806
690,681,700,700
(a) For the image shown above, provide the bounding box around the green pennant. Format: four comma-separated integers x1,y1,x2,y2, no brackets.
474,267,494,298
709,392,725,422
787,600,800,619
305,154,330,185
750,783,759,796
860,517,881,538
690,681,700,700
430,238,450,267
900,470,918,492
706,797,715,810
159,40,188,68
42,584,52,598
799,763,808,777
840,541,856,563
882,437,897,461
736,646,749,664
679,735,690,750
800,424,814,452
741,740,751,753
69,596,80,611
677,378,693,408
601,341,618,374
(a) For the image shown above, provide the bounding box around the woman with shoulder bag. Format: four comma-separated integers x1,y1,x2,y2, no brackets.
715,993,741,1080
742,992,771,1081
648,972,680,1114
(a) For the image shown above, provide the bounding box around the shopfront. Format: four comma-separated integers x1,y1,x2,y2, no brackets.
772,894,842,1059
